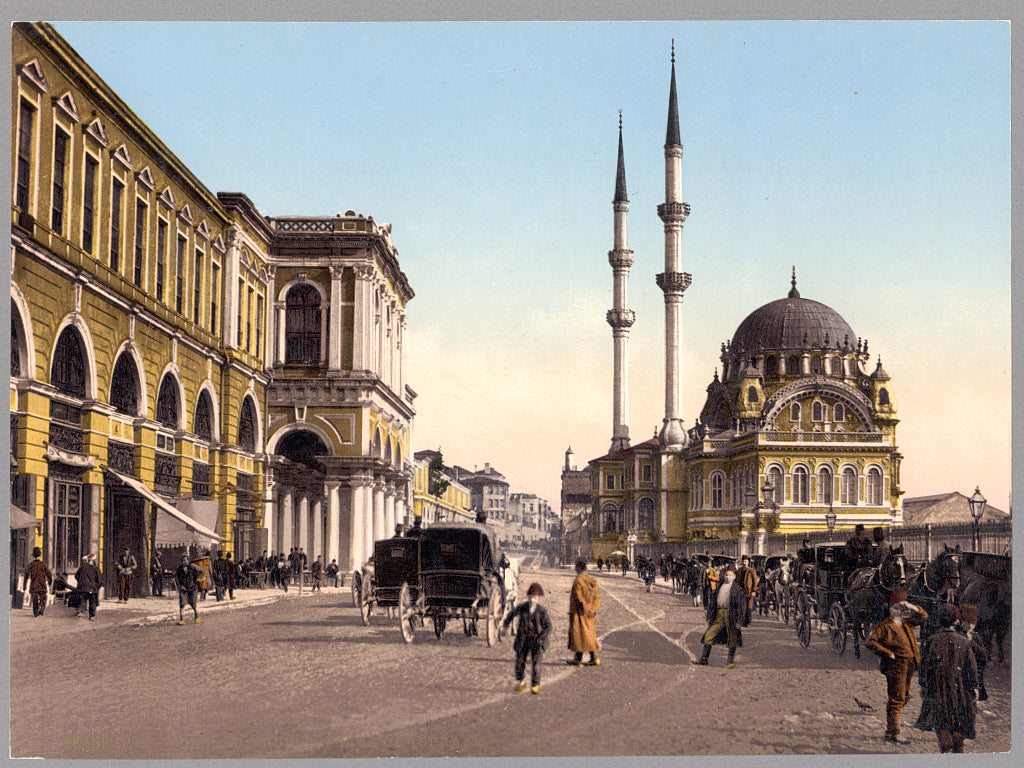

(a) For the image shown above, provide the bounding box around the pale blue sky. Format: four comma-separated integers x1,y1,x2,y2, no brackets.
53,21,1011,513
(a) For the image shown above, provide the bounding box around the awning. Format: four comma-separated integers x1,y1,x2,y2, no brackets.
10,504,37,530
102,466,225,542
157,499,222,547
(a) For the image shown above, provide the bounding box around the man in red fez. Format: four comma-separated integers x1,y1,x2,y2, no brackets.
867,589,929,744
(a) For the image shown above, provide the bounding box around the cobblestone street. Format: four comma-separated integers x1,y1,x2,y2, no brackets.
10,567,1011,759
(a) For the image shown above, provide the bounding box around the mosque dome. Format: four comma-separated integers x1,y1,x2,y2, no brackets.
729,272,857,353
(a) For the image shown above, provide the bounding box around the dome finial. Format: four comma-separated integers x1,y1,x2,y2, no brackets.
788,265,800,299
672,39,675,64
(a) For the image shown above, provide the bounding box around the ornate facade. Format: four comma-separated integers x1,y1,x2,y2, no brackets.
588,49,902,562
10,23,416,589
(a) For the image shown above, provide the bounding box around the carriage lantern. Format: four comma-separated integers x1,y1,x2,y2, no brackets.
968,486,986,551
825,506,837,537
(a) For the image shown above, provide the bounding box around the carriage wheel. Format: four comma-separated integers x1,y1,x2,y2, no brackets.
433,613,447,639
486,580,503,647
351,571,362,609
794,589,807,617
797,611,812,647
360,578,374,626
781,589,790,624
828,602,848,655
399,582,416,644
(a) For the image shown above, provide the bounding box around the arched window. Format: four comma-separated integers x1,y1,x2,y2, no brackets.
768,466,783,504
748,386,758,404
238,397,257,452
818,466,833,504
156,376,179,429
603,504,617,533
790,402,801,423
787,355,801,375
765,356,778,376
841,467,858,505
109,353,139,416
285,284,321,365
638,498,656,530
793,466,808,504
51,327,86,398
830,357,843,375
879,388,890,407
867,467,883,505
812,401,824,422
834,403,845,423
194,390,213,442
11,306,22,377
711,473,725,509
811,356,822,374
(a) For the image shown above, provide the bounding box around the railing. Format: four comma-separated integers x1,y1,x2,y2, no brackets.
760,431,886,444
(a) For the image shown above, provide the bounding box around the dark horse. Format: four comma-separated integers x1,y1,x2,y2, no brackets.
957,552,1011,665
843,547,911,659
906,545,963,639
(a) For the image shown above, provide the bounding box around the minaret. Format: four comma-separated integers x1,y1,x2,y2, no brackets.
607,112,635,453
656,42,692,452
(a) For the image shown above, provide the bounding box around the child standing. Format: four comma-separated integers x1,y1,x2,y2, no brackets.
503,582,552,694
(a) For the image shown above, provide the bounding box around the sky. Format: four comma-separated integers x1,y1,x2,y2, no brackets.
49,20,1012,516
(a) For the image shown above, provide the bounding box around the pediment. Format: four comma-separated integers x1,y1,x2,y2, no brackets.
179,204,194,226
135,165,155,192
17,59,48,93
196,220,211,241
158,187,176,210
111,143,133,171
84,118,109,148
54,92,81,123
212,234,226,254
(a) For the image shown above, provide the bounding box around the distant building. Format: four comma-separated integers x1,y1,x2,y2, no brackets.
560,447,592,562
902,492,1007,527
412,450,472,525
508,492,553,545
455,463,509,525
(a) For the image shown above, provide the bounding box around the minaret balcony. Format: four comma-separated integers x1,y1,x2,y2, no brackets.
608,249,634,268
606,309,636,328
656,271,692,295
657,201,691,222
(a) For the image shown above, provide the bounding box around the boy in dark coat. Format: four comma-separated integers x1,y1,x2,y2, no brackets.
504,582,552,694
692,565,746,668
74,554,101,620
957,604,988,701
914,603,978,752
25,546,52,617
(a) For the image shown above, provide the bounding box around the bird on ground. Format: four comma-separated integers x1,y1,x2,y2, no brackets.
853,697,874,711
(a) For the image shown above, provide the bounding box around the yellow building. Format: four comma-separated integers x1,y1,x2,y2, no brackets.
10,23,417,590
411,450,473,525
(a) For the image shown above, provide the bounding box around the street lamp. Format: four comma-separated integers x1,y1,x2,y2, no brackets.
968,486,986,551
825,506,837,538
740,486,757,557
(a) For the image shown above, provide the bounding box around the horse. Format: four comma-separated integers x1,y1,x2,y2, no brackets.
843,547,911,659
763,557,794,623
659,554,670,583
669,558,690,594
906,545,963,639
956,554,1011,665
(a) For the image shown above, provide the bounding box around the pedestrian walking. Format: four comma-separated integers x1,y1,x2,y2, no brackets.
150,551,164,596
277,553,289,592
212,550,231,601
25,546,52,617
737,555,759,625
702,561,720,609
74,554,100,620
175,554,203,625
311,556,323,592
692,564,746,668
567,560,601,667
914,603,979,753
504,582,552,694
326,559,339,587
957,604,988,701
867,589,928,744
225,553,237,600
596,557,603,572
115,546,137,604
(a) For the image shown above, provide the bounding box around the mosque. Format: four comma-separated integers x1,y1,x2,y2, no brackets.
585,47,903,562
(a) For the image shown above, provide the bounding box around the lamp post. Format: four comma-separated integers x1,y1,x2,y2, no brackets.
825,505,837,539
968,486,986,551
740,486,757,557
757,481,777,556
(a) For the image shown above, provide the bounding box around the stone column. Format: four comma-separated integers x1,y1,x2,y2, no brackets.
312,495,323,561
264,480,277,557
280,489,293,555
374,479,387,542
348,481,365,571
362,482,375,567
298,495,310,561
385,486,397,538
329,266,344,370
353,265,373,372
275,301,286,365
326,482,340,567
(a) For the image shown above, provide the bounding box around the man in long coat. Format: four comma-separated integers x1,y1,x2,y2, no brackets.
867,589,929,744
692,565,746,668
914,604,978,753
25,547,52,617
74,554,101,620
737,555,759,625
567,560,601,666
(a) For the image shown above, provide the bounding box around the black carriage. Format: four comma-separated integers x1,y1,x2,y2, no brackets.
397,523,506,645
354,536,420,625
794,543,857,654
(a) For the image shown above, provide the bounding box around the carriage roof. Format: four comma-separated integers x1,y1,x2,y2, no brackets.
417,523,500,575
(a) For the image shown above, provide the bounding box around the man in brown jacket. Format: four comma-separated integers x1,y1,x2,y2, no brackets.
867,589,929,744
25,546,52,617
737,555,759,625
567,560,601,666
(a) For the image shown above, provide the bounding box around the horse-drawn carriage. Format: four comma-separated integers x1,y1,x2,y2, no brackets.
396,522,512,645
352,536,419,625
754,553,794,622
